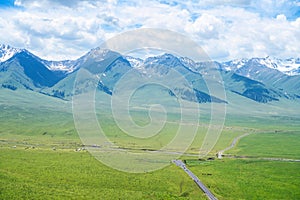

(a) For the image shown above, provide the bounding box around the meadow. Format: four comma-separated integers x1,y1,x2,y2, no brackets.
182,130,300,199
187,159,300,200
0,148,204,199
227,131,300,159
1,89,300,199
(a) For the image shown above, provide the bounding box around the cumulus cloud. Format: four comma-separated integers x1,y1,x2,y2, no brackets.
0,0,299,61
185,13,224,40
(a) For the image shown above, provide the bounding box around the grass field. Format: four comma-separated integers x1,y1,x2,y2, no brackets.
182,130,300,199
227,131,300,159
0,148,205,200
1,89,300,199
187,159,300,200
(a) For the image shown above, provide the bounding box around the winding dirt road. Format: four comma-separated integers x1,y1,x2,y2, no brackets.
217,132,253,158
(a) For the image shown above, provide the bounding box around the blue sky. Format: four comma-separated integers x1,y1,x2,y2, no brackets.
0,0,15,7
0,0,299,61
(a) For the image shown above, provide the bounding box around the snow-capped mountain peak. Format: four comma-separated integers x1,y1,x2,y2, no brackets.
0,44,78,73
222,57,300,76
2,44,299,77
125,56,144,69
268,57,300,76
0,44,23,62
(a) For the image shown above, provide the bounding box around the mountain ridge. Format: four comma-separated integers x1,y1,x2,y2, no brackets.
1,44,299,76
0,44,299,105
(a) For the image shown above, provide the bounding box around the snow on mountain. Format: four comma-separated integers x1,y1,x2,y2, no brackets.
222,57,300,76
144,53,183,67
125,56,143,69
85,47,117,62
267,57,300,76
42,60,77,73
179,57,197,71
256,56,300,76
0,44,77,73
1,44,299,76
0,44,22,62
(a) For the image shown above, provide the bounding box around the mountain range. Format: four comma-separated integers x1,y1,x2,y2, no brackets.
0,44,300,105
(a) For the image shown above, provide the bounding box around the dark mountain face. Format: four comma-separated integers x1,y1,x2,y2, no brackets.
227,73,280,103
14,51,65,87
0,51,66,90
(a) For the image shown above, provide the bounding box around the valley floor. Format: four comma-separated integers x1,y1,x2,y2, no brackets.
1,89,300,199
1,130,300,199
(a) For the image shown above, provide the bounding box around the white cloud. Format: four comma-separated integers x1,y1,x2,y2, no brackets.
185,13,224,40
14,0,22,6
190,6,300,60
291,17,300,28
0,0,299,61
276,14,287,21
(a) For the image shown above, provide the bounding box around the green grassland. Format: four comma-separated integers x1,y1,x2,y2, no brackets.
1,89,300,199
187,159,300,200
184,130,300,199
0,148,204,199
227,131,300,159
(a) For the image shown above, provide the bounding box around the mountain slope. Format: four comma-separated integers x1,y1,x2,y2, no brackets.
44,48,132,98
222,57,300,98
0,50,66,90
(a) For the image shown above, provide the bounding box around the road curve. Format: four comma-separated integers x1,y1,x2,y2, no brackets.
217,132,252,158
217,130,298,159
172,160,218,200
